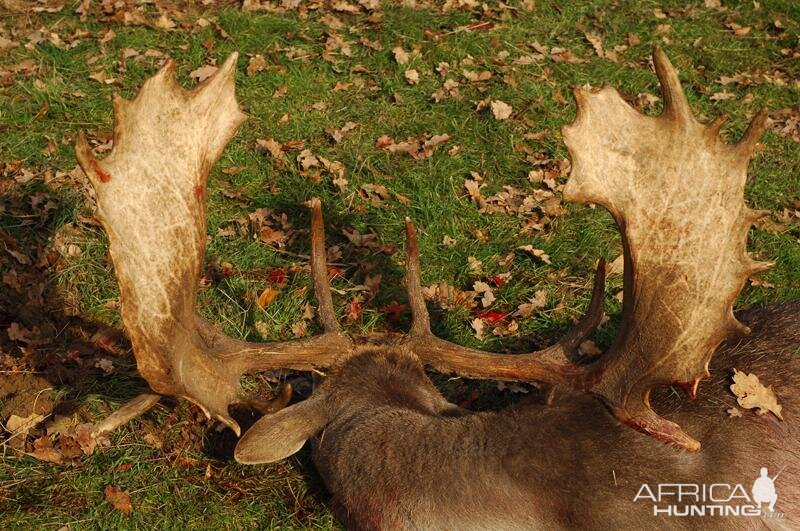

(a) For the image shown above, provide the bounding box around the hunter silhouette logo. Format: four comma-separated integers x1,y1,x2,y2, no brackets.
633,466,787,518
752,466,785,513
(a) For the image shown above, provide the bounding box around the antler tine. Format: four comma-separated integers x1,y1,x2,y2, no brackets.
653,46,694,125
229,201,353,373
404,218,432,337
310,198,340,333
736,108,769,157
549,258,607,354
401,218,606,388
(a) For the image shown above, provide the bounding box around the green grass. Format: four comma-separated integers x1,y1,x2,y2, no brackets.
1,0,798,528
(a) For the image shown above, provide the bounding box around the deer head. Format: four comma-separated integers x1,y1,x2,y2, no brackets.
76,48,770,452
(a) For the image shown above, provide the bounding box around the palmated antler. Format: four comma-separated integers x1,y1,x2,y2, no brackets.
76,53,352,436
400,48,770,451
560,47,771,450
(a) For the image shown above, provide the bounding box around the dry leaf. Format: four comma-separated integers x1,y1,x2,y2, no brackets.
467,256,483,275
404,69,419,85
393,46,410,65
104,485,133,515
579,340,603,357
29,435,63,464
422,283,476,310
297,149,320,171
606,254,624,277
247,55,266,76
463,69,492,82
333,176,348,192
513,290,548,318
730,369,783,420
155,13,176,30
470,317,486,340
6,413,44,438
257,288,281,309
95,358,114,374
189,64,218,83
710,91,736,101
472,281,495,308
491,100,513,120
344,298,363,324
273,85,288,98
256,138,284,159
290,321,307,338
516,245,552,264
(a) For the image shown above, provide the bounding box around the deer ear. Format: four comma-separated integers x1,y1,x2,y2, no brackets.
234,396,328,464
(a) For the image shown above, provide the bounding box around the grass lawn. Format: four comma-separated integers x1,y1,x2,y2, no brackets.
1,0,798,528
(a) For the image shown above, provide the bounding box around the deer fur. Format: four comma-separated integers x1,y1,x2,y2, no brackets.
237,302,799,530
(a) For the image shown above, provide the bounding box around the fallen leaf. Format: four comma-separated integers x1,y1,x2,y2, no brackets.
325,121,357,143
730,369,783,420
404,69,420,85
492,319,519,337
470,317,486,340
256,138,285,159
290,321,307,338
297,149,320,171
710,91,736,101
95,358,114,374
606,254,624,277
516,245,552,264
491,100,513,120
257,287,281,309
344,297,363,324
477,310,507,324
727,407,743,418
463,69,492,82
29,435,63,464
422,283,476,310
513,290,548,318
104,485,133,515
247,55,267,76
155,13,176,30
89,71,116,85
393,46,410,65
472,281,495,308
579,340,603,357
380,301,407,321
725,22,751,36
467,256,483,275
6,413,44,438
189,64,218,84
333,176,348,192
273,85,288,98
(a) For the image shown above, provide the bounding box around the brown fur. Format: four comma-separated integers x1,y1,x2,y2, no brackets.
308,302,799,530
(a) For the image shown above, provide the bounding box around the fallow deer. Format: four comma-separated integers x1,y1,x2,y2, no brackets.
75,49,798,529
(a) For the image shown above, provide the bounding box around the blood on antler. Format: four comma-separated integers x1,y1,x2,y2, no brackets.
401,48,770,450
79,49,769,452
76,53,352,436
558,47,771,450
